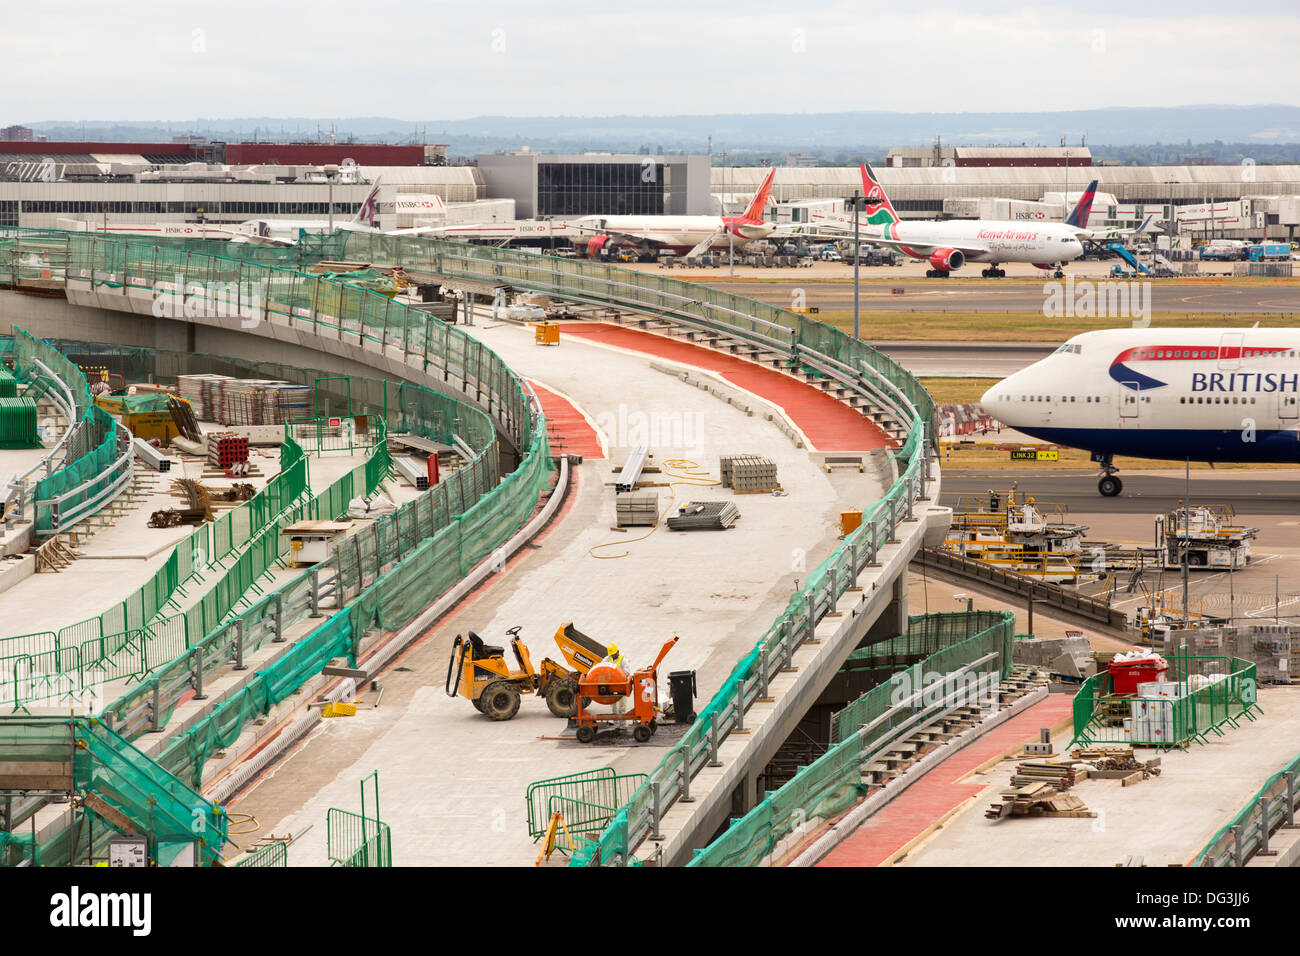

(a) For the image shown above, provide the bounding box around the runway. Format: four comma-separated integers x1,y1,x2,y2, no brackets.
696,279,1300,314
940,469,1300,514
878,342,1049,376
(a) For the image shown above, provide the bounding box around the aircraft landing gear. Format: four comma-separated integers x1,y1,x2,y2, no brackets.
925,269,951,278
981,266,1006,278
1096,458,1122,497
1053,266,1065,279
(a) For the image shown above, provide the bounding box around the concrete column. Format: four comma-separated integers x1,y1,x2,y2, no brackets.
865,573,909,643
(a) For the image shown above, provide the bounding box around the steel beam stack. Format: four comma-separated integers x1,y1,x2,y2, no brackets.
615,444,649,493
666,500,740,531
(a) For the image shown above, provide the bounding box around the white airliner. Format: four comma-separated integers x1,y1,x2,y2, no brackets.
230,180,382,245
803,164,1088,278
567,167,779,258
981,327,1300,496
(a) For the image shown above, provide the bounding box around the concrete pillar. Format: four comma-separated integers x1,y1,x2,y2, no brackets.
865,573,909,644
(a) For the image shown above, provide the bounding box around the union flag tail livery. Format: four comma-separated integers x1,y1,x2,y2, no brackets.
859,163,901,227
1064,180,1099,229
739,167,777,224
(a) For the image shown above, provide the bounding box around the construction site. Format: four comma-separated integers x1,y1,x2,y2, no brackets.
0,225,1291,885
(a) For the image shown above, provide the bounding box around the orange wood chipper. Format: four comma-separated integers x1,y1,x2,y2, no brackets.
445,623,609,721
574,636,679,743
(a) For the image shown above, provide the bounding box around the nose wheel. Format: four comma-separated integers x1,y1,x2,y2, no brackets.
1098,474,1123,497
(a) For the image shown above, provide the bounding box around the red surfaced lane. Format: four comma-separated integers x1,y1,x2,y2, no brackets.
816,694,1075,867
557,323,891,452
528,379,605,459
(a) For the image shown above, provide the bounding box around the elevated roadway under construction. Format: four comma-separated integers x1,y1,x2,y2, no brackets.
222,312,905,865
0,246,938,866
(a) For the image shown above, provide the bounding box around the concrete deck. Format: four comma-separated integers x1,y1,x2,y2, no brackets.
896,685,1300,867
226,319,890,865
818,694,1076,867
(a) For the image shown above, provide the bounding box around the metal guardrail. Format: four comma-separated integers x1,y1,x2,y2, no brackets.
1198,750,1300,867
525,768,648,840
914,547,1129,630
689,618,1012,867
326,807,392,867
38,425,135,533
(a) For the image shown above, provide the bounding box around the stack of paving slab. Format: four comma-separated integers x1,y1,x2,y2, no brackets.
666,500,739,531
615,492,658,528
178,374,312,426
719,454,779,492
1164,623,1298,684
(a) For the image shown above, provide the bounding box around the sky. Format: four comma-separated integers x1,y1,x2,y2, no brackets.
5,0,1300,123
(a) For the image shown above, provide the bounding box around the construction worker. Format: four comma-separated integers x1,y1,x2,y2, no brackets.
603,643,630,715
604,643,628,674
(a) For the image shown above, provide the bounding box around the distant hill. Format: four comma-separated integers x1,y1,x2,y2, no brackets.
21,105,1300,156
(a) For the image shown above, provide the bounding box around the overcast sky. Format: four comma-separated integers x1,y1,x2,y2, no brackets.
5,0,1300,123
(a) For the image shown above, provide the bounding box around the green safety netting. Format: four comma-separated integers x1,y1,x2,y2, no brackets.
687,611,1015,867
0,717,227,867
0,435,313,708
11,327,122,532
832,611,1015,743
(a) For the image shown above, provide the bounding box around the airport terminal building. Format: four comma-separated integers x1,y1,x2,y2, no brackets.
2,140,1299,240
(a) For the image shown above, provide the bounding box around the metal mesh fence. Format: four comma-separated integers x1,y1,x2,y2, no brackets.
686,611,1015,867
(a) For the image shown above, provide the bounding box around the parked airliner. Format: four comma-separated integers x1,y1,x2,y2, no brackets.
981,328,1300,496
230,180,382,245
567,167,778,258
806,164,1088,277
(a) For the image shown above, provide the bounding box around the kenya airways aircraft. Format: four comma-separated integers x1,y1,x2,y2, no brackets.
809,164,1090,277
569,167,779,259
982,328,1300,496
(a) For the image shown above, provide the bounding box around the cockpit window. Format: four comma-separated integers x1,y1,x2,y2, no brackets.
1053,343,1082,354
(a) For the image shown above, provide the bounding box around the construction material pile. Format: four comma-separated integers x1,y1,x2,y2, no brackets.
719,454,780,493
988,745,1161,821
212,482,256,503
615,492,658,528
177,374,312,426
666,500,740,531
207,433,250,469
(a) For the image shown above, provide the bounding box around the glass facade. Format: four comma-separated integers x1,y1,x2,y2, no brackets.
537,162,665,217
